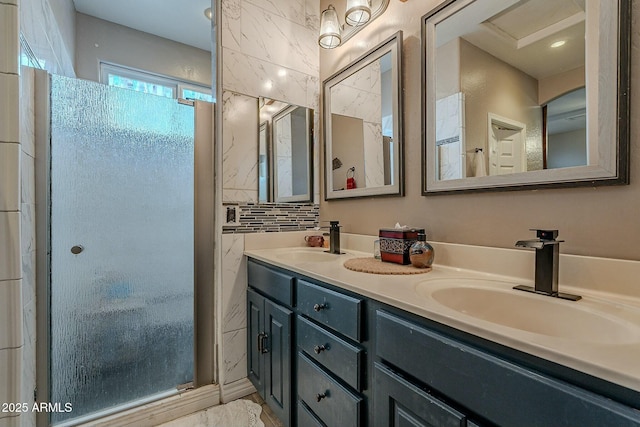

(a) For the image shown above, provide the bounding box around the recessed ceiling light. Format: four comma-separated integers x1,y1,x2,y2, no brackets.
550,40,566,48
204,7,212,20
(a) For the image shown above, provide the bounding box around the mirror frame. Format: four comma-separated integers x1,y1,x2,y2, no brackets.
323,31,404,200
421,0,631,195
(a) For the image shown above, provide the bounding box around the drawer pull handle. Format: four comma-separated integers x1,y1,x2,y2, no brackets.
316,391,329,402
313,344,330,354
313,303,328,312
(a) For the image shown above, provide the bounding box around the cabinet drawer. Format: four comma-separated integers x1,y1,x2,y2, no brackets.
248,260,294,307
297,316,364,391
297,400,325,427
297,352,362,427
376,310,640,427
373,362,466,427
297,280,363,341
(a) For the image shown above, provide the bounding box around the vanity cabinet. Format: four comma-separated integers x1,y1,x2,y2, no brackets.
248,260,366,426
247,258,640,427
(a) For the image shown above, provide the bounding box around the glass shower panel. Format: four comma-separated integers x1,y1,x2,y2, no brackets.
49,75,194,424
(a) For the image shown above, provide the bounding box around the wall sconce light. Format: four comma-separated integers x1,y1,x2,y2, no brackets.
204,7,213,20
319,5,342,49
345,0,372,26
319,1,372,49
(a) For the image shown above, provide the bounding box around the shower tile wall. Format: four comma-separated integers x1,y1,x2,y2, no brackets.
219,0,320,389
19,66,37,427
12,0,75,424
1,2,22,427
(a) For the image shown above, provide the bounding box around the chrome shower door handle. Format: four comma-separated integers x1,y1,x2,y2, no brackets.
70,245,84,254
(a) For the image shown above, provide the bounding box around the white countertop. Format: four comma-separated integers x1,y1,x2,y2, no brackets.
244,233,640,394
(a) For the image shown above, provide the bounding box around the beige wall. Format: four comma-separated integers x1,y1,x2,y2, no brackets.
332,114,365,190
319,0,640,261
75,13,212,86
539,66,585,105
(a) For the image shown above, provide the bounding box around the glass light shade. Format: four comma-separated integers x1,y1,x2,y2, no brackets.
319,5,342,49
204,7,212,20
345,0,371,27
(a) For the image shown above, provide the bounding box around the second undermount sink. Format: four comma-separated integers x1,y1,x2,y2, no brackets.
416,278,640,345
274,248,342,263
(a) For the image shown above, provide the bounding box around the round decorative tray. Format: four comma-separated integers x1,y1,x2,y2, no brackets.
343,257,432,275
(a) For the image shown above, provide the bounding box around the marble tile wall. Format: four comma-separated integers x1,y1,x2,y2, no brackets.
19,66,37,427
1,1,23,426
19,0,75,77
219,0,320,386
220,234,247,385
435,92,464,180
222,91,259,203
4,0,73,424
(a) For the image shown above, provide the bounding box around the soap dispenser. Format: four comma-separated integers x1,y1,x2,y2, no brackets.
409,233,434,268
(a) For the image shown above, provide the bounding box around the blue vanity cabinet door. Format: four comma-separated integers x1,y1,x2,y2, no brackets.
375,309,640,427
264,299,293,427
247,288,265,396
247,286,293,427
373,362,467,427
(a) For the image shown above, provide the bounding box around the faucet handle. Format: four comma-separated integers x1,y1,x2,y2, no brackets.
529,229,559,241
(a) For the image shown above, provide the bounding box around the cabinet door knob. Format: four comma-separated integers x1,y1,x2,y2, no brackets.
313,302,328,312
313,344,329,354
316,391,329,402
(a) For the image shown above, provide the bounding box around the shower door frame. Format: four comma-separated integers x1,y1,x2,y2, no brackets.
34,70,217,426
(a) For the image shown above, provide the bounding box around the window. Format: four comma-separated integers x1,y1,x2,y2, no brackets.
100,63,213,102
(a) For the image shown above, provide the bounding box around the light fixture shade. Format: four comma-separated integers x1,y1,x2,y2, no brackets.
204,7,213,20
345,0,371,27
319,5,341,49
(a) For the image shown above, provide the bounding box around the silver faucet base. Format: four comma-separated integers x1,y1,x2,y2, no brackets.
513,285,582,301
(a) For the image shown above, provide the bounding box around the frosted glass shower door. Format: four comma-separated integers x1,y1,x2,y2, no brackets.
49,75,194,424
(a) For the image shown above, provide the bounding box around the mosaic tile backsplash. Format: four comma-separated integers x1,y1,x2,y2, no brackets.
223,203,319,233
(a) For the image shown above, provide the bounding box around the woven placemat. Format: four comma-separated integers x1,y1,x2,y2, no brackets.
343,257,432,275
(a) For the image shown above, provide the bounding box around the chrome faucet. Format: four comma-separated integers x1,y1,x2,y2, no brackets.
513,229,581,301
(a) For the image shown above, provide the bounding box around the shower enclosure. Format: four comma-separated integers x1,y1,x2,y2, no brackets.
42,74,198,425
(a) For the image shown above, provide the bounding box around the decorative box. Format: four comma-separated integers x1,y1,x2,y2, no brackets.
379,228,425,265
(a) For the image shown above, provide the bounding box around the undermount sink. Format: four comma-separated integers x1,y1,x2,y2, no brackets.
416,278,640,345
275,249,341,263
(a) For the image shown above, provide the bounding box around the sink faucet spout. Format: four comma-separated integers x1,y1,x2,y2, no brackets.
513,229,581,301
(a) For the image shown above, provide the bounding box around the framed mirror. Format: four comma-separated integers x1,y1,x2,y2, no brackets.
422,0,630,194
259,97,314,203
324,31,404,200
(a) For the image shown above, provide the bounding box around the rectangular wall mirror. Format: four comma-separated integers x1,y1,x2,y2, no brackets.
422,0,630,194
323,31,404,200
259,98,314,203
